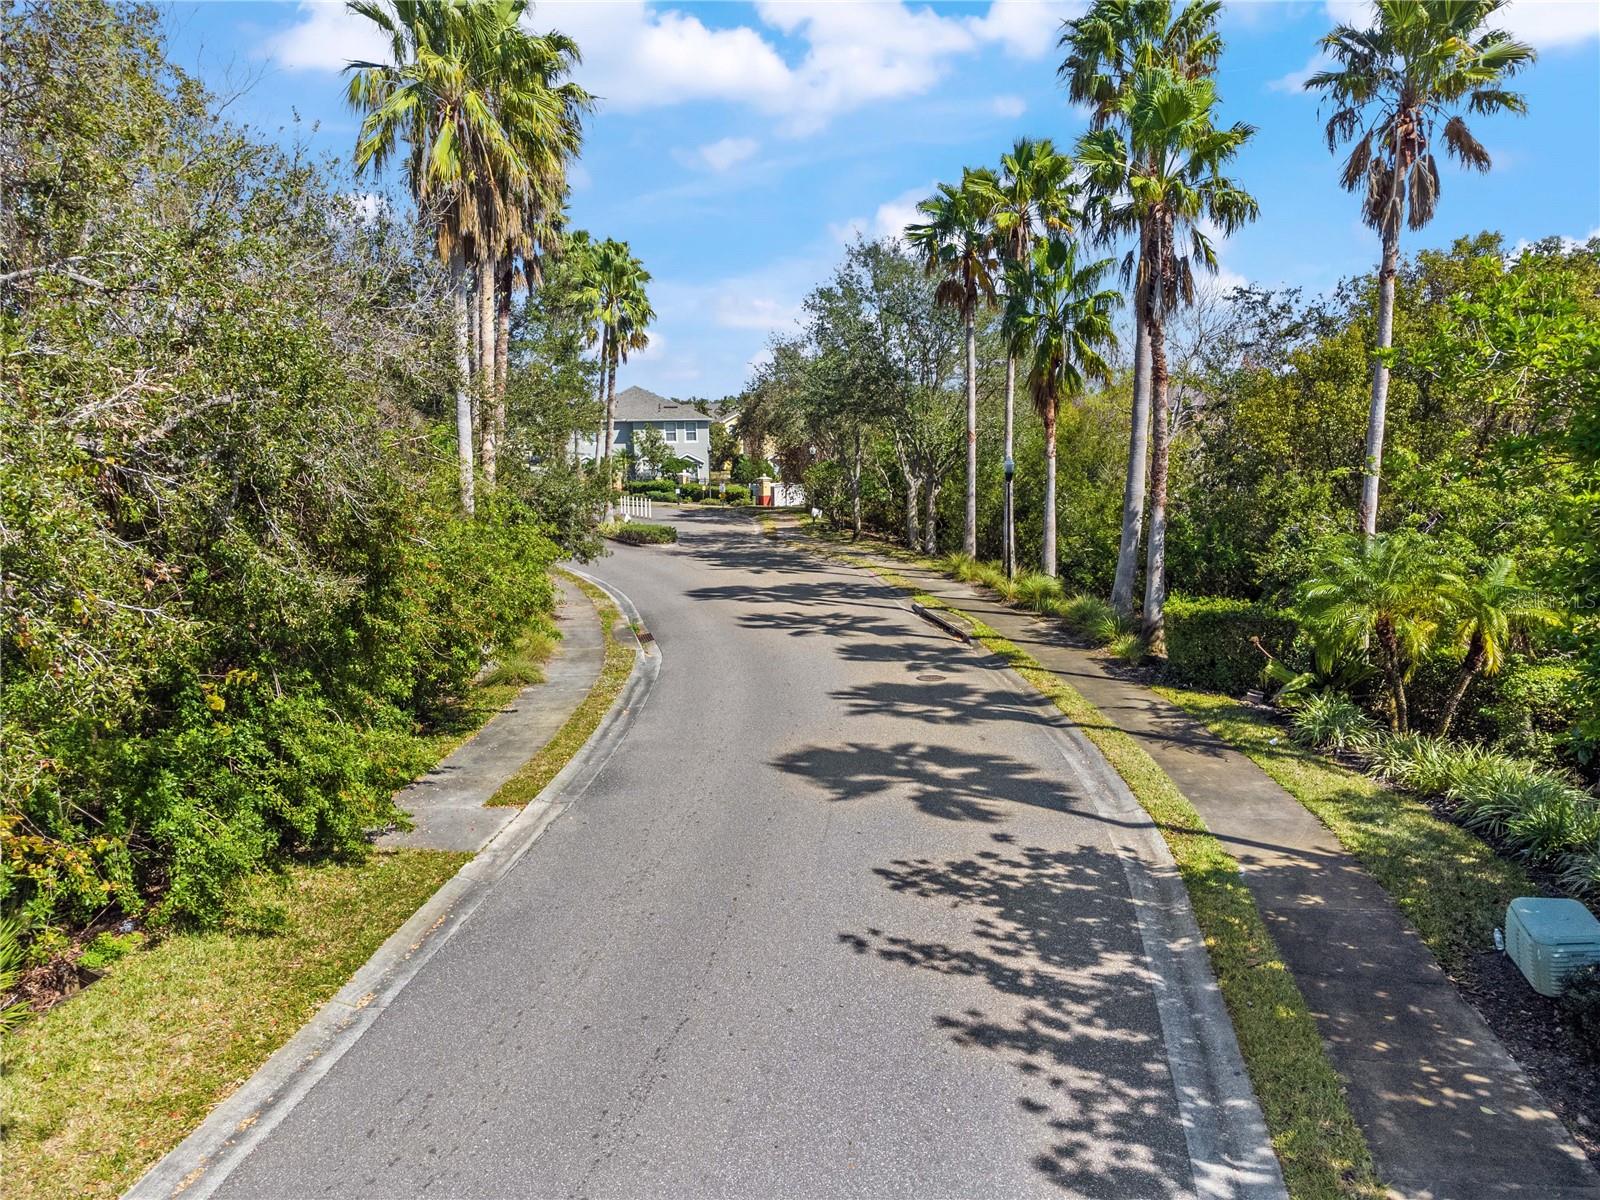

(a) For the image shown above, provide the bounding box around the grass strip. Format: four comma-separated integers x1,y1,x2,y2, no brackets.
486,570,635,807
792,533,1383,1200
1156,688,1533,973
0,849,469,1200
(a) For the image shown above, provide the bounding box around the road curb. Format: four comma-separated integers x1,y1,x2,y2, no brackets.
125,572,660,1200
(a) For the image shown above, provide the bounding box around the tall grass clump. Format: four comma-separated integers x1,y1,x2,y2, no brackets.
1014,572,1065,615
1364,733,1600,891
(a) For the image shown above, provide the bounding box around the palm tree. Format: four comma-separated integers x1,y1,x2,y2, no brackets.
1306,0,1534,537
469,19,590,487
1077,66,1256,655
347,0,532,513
970,139,1075,578
1435,557,1557,736
576,238,653,515
1297,531,1446,733
905,172,1000,558
1059,0,1222,616
1002,237,1120,577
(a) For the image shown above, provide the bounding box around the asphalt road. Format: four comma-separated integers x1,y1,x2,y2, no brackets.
210,509,1267,1200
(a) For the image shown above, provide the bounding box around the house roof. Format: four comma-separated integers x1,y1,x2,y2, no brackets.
612,386,711,423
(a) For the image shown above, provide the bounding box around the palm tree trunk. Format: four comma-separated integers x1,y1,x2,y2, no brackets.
1112,294,1151,616
603,350,618,520
1003,353,1016,577
1376,616,1409,732
963,302,977,558
1142,267,1171,657
450,250,476,516
478,255,497,486
1041,400,1058,578
1360,222,1400,537
1436,631,1487,737
494,261,512,465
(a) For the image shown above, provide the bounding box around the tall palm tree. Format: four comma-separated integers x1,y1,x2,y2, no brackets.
1306,0,1533,537
1059,0,1222,616
1002,237,1120,577
1435,557,1556,736
473,19,589,487
905,171,1000,558
347,0,539,513
970,139,1075,577
576,238,653,515
1078,66,1255,655
1297,531,1447,733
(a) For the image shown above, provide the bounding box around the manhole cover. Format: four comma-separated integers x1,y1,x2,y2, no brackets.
917,674,946,682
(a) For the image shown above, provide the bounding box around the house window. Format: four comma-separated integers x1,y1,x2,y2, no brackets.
684,423,698,442
664,422,677,442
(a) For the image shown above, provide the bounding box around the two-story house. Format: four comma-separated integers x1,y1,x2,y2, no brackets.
574,386,718,482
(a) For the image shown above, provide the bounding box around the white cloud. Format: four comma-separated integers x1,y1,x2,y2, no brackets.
990,93,1028,118
676,136,761,174
1511,226,1600,257
715,295,802,332
1268,49,1331,94
268,1,1092,132
830,183,933,246
1322,0,1598,47
968,0,1084,59
265,0,391,72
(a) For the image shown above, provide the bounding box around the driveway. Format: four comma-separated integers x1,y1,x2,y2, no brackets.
205,508,1276,1199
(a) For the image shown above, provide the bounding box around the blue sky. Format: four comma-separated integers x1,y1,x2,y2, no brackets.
163,0,1600,399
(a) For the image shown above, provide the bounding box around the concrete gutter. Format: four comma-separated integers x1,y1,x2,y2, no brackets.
125,569,658,1200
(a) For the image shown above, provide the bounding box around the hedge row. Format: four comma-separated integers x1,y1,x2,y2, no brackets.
1162,596,1302,695
606,521,678,546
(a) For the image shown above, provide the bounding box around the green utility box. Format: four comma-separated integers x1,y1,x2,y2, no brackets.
1504,897,1600,997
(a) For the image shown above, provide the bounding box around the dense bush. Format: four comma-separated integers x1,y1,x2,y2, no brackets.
1292,693,1377,752
724,484,751,505
1162,597,1302,695
1559,964,1600,1062
1481,659,1583,762
605,521,677,545
1,3,563,936
626,480,679,498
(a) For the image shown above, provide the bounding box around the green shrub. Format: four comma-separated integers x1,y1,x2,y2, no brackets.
945,553,983,582
723,484,751,505
1162,596,1301,695
1483,659,1583,762
1558,846,1600,897
1447,758,1574,843
1014,572,1064,614
1109,632,1147,664
1559,964,1600,1061
1052,593,1111,640
1291,693,1377,752
1365,733,1487,795
605,521,678,546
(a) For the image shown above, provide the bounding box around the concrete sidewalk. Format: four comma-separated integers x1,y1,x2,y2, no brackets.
785,527,1600,1200
378,573,605,853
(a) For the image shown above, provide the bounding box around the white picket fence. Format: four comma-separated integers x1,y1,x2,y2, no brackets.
619,494,653,522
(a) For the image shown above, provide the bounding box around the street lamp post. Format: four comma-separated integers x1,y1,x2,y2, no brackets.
1003,456,1015,581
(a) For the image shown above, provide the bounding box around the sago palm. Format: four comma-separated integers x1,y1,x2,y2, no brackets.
1435,556,1558,736
905,172,1001,558
1059,0,1222,617
1003,238,1120,577
1077,65,1256,655
1296,531,1447,733
968,139,1075,577
1305,0,1534,536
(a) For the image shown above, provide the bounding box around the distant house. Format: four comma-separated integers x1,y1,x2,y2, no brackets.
574,386,719,483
